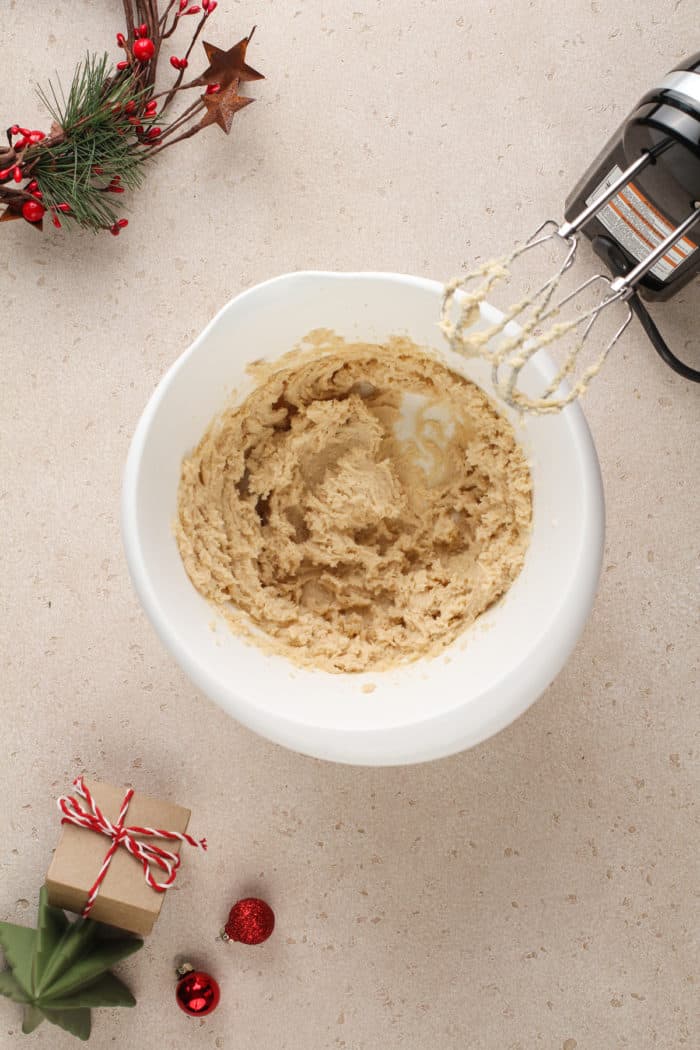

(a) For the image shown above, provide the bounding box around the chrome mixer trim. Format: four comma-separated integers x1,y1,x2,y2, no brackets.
658,70,700,105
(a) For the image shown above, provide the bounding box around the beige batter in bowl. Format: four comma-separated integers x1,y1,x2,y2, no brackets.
175,332,533,675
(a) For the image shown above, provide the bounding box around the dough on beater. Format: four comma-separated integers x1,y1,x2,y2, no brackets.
176,332,532,673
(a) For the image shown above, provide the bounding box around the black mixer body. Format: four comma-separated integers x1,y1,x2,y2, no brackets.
565,52,700,302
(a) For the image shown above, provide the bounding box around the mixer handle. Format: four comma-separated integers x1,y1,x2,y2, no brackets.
592,235,700,383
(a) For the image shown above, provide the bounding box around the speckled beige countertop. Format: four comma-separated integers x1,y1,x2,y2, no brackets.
2,2,698,1048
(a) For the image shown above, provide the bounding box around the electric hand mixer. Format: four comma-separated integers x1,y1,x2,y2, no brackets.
442,53,700,413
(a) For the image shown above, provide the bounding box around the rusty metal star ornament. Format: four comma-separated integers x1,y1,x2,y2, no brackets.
199,80,255,134
198,27,265,88
0,203,22,223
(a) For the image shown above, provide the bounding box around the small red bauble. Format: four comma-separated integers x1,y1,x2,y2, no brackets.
224,897,275,945
22,200,45,223
176,968,220,1017
133,37,155,62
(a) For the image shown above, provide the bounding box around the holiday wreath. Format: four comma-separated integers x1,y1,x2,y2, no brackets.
0,0,263,236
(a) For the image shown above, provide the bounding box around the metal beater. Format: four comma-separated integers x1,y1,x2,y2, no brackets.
442,53,700,413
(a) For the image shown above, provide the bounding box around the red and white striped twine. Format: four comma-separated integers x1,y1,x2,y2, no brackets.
57,776,207,919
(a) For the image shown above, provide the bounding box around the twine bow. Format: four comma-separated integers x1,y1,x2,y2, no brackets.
57,776,207,919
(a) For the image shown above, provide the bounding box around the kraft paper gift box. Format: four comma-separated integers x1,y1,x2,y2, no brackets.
46,779,192,937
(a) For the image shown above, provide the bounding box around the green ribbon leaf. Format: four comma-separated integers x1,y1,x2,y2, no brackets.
32,886,70,992
42,937,142,1000
35,917,97,997
21,1004,45,1034
39,972,136,1010
1,895,139,1039
0,921,36,998
41,1006,92,1041
0,970,30,1004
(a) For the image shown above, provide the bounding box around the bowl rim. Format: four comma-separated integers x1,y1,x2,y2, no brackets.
122,270,605,765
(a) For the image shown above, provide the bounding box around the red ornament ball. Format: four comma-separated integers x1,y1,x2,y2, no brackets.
176,970,220,1017
224,898,275,945
21,200,45,223
133,37,156,62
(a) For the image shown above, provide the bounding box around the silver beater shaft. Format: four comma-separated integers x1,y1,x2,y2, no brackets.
558,151,653,240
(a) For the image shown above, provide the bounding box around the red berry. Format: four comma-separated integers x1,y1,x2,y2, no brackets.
206,0,217,11
145,100,158,114
13,166,22,182
139,22,148,36
133,38,155,62
22,200,45,223
19,127,31,136
179,0,188,8
205,83,221,94
117,218,129,228
116,32,126,46
27,179,38,191
116,60,129,70
29,131,45,143
57,203,70,212
52,214,62,228
185,5,201,13
10,124,19,135
110,223,121,236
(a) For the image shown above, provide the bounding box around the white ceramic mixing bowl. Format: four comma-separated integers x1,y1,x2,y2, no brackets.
122,272,604,765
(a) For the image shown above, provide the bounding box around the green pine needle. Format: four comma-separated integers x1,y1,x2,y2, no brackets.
27,53,153,232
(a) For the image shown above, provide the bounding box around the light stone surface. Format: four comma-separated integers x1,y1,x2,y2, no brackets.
1,2,698,1048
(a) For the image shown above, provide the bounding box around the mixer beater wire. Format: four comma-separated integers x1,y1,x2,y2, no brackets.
442,150,700,414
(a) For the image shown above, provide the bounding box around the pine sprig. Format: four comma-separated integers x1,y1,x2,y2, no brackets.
37,53,124,130
28,55,150,230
